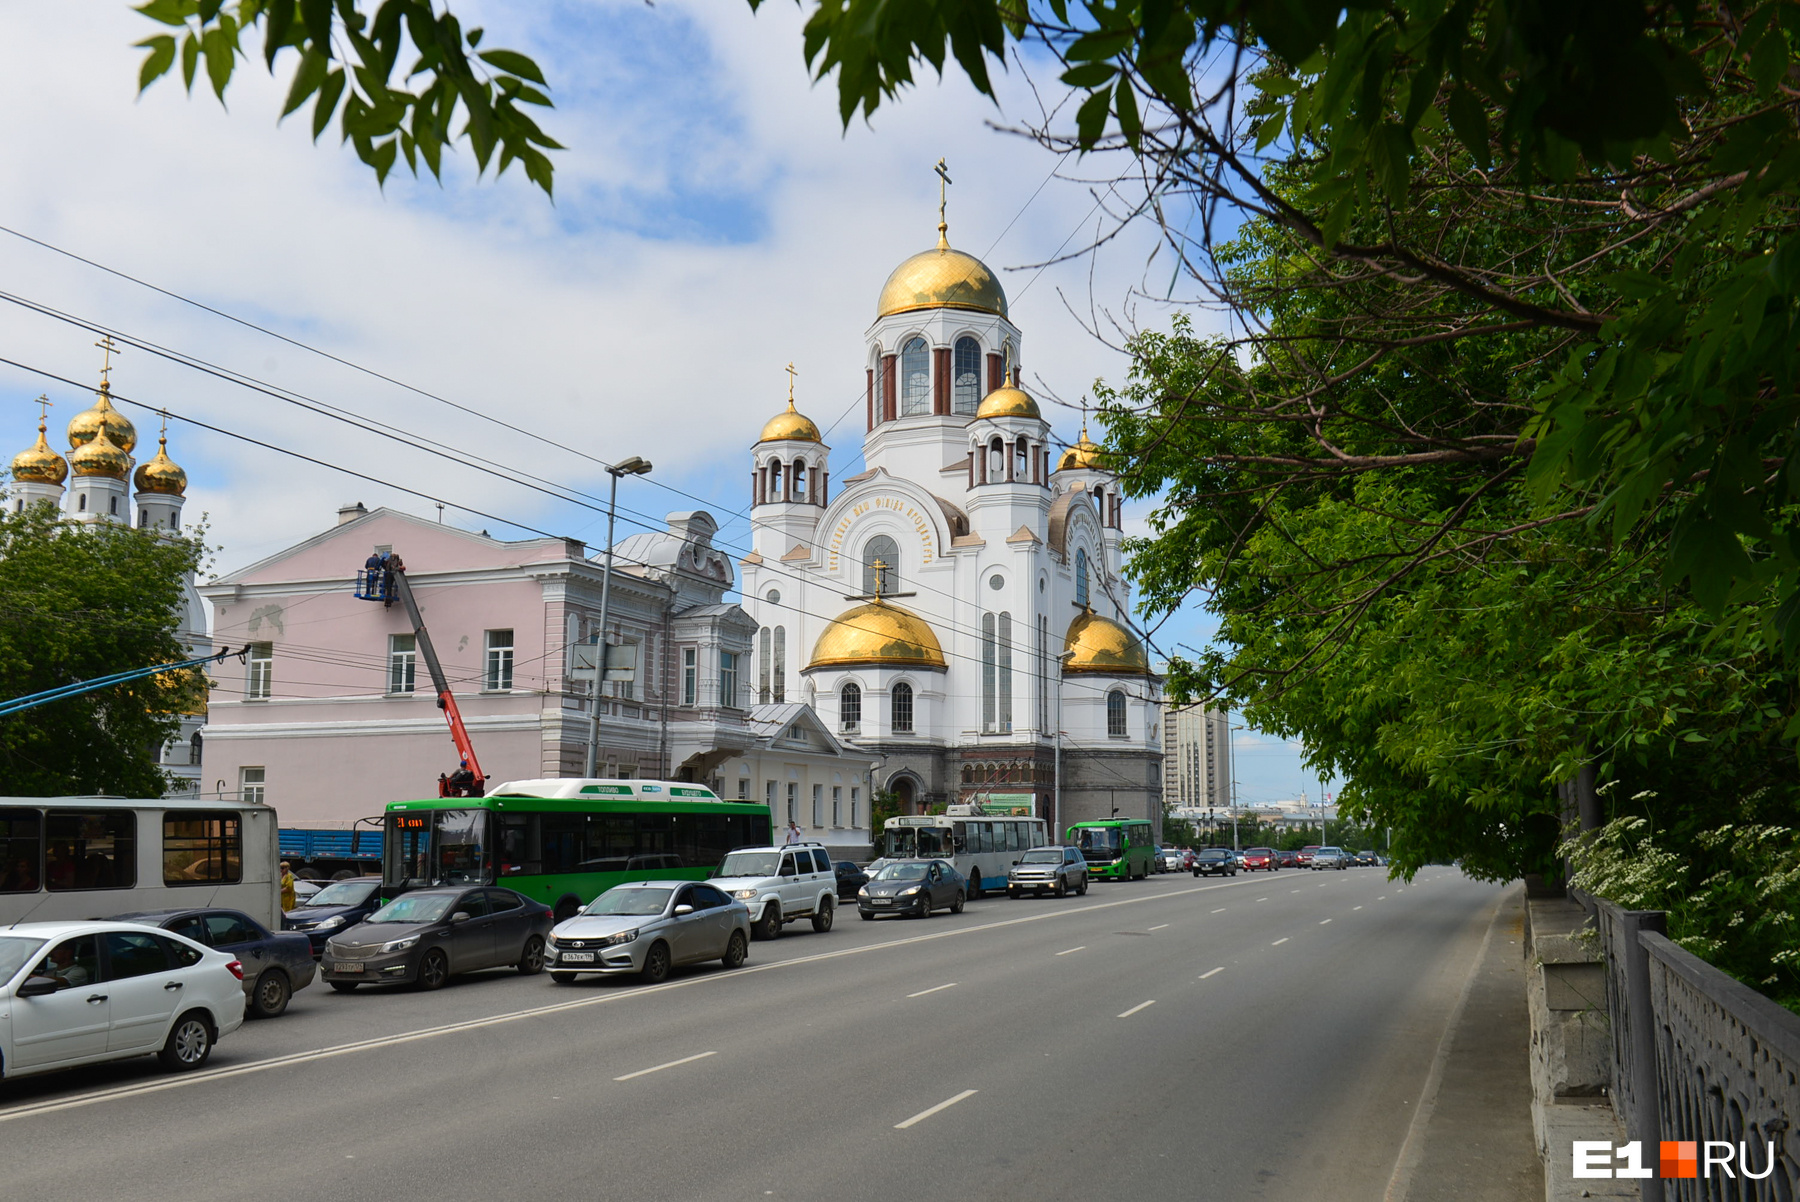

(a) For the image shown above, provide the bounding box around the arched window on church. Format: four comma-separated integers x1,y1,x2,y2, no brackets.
772,626,787,703
792,459,808,504
891,681,914,733
1076,549,1091,608
901,338,931,416
758,627,772,704
840,682,861,733
863,536,899,596
1107,690,1127,737
988,437,1006,480
1014,440,1029,480
953,337,982,414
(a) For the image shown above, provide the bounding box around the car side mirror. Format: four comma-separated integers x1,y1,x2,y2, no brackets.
16,976,59,997
451,911,471,924
674,904,695,917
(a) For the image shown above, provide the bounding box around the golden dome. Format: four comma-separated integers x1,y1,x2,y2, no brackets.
69,422,131,480
67,385,138,456
876,227,1008,320
11,419,68,485
133,435,187,496
1056,420,1106,472
976,367,1041,420
809,600,947,669
1063,609,1151,676
759,399,822,444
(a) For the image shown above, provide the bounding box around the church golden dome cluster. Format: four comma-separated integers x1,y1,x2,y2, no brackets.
9,367,187,501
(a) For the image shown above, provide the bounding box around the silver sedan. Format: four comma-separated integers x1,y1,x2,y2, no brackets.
546,881,751,984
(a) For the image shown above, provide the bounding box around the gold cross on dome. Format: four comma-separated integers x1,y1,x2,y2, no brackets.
872,558,889,600
32,394,51,423
94,335,122,386
785,361,798,405
935,158,952,246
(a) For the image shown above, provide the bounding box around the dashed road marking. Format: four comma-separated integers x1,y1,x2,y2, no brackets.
1199,967,1224,980
614,1051,717,1082
1148,924,1169,932
907,983,957,999
1272,937,1290,946
1118,1000,1156,1018
895,1089,978,1129
1055,946,1085,956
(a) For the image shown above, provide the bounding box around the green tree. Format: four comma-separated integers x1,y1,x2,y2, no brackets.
0,502,206,797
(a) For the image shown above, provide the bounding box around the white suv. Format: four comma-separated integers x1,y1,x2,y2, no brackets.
710,843,838,940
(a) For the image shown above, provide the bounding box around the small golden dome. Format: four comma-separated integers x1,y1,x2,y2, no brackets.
809,600,947,669
759,399,822,444
11,419,68,485
133,435,187,496
1056,420,1106,472
1063,609,1150,676
67,385,138,456
69,422,131,480
976,367,1041,420
876,228,1008,320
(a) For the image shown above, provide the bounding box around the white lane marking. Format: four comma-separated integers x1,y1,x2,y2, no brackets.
1320,919,1333,925
0,876,1267,1125
895,1089,978,1129
1211,907,1227,914
613,1050,717,1082
1056,946,1086,956
908,982,957,999
1148,924,1169,931
1291,889,1301,894
1272,937,1290,946
1118,1000,1156,1018
1256,897,1269,902
1379,895,1388,900
1199,967,1224,980
1354,906,1364,911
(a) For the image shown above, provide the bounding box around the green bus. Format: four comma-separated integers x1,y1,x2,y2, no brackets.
1067,818,1157,881
384,778,772,920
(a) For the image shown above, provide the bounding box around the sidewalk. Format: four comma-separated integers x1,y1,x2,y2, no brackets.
1390,883,1541,1202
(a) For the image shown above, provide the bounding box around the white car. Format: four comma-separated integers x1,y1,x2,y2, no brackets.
708,842,839,940
0,920,247,1080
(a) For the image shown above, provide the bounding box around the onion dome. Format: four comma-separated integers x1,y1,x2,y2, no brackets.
975,366,1041,420
876,223,1008,320
11,418,68,485
69,421,131,480
808,600,947,669
759,398,822,444
133,434,187,495
1063,609,1150,676
1056,419,1105,472
67,384,138,456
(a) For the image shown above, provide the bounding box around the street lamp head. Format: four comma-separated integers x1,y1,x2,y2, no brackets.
610,456,653,477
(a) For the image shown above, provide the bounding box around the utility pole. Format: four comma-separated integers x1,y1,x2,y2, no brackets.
584,456,652,778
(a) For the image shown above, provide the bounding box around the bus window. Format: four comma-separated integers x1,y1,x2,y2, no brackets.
387,814,433,885
917,827,949,857
163,811,243,885
496,815,541,877
45,811,135,891
433,809,488,884
0,809,41,893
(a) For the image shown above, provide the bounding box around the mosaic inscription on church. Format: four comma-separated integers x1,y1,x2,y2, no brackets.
827,496,935,571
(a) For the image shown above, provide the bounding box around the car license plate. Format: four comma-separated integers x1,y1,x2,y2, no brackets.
332,962,363,973
871,899,891,906
560,952,595,963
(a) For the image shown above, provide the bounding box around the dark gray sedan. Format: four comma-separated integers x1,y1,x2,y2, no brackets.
110,907,316,1018
857,859,966,920
320,887,552,991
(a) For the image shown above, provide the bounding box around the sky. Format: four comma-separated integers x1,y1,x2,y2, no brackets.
0,1,1333,803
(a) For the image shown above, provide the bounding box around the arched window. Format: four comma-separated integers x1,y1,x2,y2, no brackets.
982,613,1012,733
1014,440,1029,480
863,535,899,596
772,626,787,703
988,437,1006,479
189,730,203,767
892,681,914,733
1107,690,1128,737
840,682,862,732
1076,548,1090,608
901,337,931,416
791,459,807,504
953,337,982,413
758,627,772,704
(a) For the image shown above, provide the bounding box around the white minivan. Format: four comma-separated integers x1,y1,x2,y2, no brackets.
0,921,247,1080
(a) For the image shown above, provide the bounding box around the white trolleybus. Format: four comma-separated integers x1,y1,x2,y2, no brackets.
0,797,280,929
880,801,1051,898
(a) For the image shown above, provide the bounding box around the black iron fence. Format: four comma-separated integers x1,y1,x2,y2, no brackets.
1580,889,1800,1201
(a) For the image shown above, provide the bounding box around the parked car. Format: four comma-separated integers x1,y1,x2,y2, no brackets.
709,842,839,940
1241,848,1278,872
1310,846,1352,870
1192,848,1238,877
546,881,750,984
283,877,394,957
1007,846,1090,898
110,906,315,1019
320,886,552,992
0,920,246,1080
857,859,967,919
833,861,871,901
291,878,327,904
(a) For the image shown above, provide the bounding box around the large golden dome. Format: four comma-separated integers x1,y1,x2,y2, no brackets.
1064,610,1150,676
67,385,138,456
975,367,1041,420
759,399,822,444
11,420,68,485
69,422,130,480
133,435,187,495
809,600,947,669
1057,420,1106,472
876,228,1008,320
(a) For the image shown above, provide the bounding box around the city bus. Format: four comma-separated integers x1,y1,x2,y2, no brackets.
384,778,772,920
0,796,280,927
1067,818,1157,881
880,806,1051,898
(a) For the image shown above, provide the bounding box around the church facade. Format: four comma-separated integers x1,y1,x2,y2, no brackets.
742,214,1164,836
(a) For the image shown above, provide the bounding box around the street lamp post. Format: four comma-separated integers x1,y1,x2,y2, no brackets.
1052,649,1076,832
584,456,652,778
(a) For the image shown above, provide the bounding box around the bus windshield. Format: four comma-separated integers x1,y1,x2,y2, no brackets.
386,809,489,887
884,826,952,858
1073,827,1123,860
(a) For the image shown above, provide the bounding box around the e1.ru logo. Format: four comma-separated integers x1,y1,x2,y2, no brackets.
1573,1141,1776,1179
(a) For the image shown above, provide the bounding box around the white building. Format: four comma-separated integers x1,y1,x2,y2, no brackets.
1162,701,1231,815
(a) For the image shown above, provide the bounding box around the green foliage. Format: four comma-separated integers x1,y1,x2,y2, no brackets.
0,502,206,797
133,0,561,193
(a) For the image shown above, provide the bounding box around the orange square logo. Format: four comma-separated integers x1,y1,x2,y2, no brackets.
1660,1141,1698,1178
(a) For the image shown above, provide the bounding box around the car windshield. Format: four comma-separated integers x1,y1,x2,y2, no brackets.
0,935,45,983
585,888,674,917
367,894,455,925
1019,849,1064,864
301,880,380,907
1200,849,1230,858
718,851,780,878
874,863,930,881
1246,848,1273,856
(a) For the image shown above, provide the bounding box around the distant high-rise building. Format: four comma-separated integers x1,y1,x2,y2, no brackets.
1161,701,1231,815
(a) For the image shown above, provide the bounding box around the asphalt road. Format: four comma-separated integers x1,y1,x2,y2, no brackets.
0,866,1509,1201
